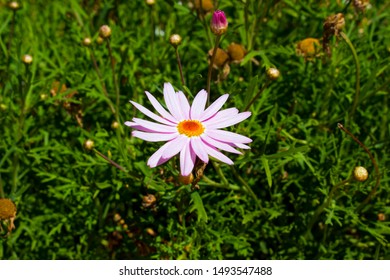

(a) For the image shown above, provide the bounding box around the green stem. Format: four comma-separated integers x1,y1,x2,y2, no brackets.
244,79,270,111
106,39,121,128
89,47,115,115
340,32,360,120
206,35,221,105
338,123,381,212
175,47,185,87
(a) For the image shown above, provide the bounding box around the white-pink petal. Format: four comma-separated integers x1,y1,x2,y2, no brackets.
161,135,189,159
132,131,178,142
130,100,175,126
180,141,196,176
132,118,177,133
202,108,239,126
125,121,155,132
177,91,190,119
234,143,251,149
190,137,209,163
203,144,234,165
200,94,229,121
201,134,242,154
206,112,252,129
147,142,171,168
207,129,252,144
164,83,185,121
190,89,207,120
145,91,178,123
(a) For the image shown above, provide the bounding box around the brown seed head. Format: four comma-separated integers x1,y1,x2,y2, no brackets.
208,48,229,68
353,166,368,182
296,38,321,60
324,13,345,38
0,199,16,220
99,25,112,39
193,0,214,12
227,43,246,63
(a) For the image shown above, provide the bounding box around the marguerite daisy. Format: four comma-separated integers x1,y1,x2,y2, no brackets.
125,83,252,176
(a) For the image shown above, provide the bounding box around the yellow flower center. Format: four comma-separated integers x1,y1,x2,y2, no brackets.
177,120,205,137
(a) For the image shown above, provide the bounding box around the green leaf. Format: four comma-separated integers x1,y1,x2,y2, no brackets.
190,191,208,223
261,156,272,187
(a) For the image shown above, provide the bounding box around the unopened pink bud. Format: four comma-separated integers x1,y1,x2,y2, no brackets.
211,10,228,36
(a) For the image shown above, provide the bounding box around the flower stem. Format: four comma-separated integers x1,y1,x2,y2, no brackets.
106,39,121,124
89,48,116,115
7,11,16,58
337,123,381,212
244,79,270,111
175,47,185,87
94,149,127,173
206,35,221,105
340,32,360,121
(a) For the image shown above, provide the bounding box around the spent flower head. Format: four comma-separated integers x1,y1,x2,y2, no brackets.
211,10,228,36
22,54,33,65
169,34,182,47
126,83,252,176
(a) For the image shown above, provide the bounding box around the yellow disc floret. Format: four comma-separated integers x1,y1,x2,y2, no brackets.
177,120,205,137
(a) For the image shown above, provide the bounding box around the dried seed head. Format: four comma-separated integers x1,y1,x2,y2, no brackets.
353,0,370,12
169,34,182,47
145,0,155,5
208,48,229,68
142,194,157,207
324,13,345,38
353,166,368,182
84,139,94,150
193,0,214,12
22,54,33,65
145,228,157,237
99,25,112,39
378,213,386,221
211,10,228,36
296,38,321,60
227,43,246,63
266,67,280,80
113,213,121,222
0,199,16,220
178,173,194,185
82,37,92,47
8,1,20,10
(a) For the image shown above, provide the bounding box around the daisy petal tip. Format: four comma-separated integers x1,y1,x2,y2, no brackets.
124,121,132,127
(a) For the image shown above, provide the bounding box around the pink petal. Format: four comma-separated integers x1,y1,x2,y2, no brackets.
177,91,190,119
234,143,251,149
132,131,178,142
203,144,234,165
207,129,252,144
147,142,172,168
190,137,209,163
132,118,177,133
202,108,239,126
200,94,229,121
145,91,178,123
161,135,189,159
130,100,175,126
125,121,155,132
163,83,185,121
190,89,207,120
206,112,251,129
180,141,196,176
201,134,242,154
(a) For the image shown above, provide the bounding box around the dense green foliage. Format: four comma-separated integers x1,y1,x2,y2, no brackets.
0,0,389,259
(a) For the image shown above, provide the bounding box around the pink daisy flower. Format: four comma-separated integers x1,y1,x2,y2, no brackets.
125,83,252,176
